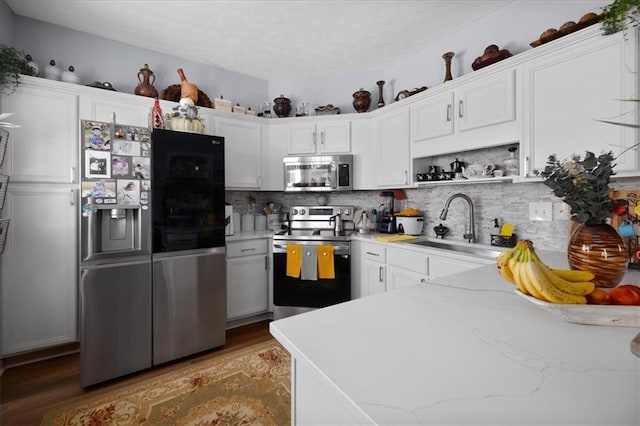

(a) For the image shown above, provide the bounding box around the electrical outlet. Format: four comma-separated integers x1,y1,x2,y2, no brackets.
553,201,571,220
529,202,553,221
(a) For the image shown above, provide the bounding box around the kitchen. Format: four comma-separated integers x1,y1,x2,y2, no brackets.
2,0,640,424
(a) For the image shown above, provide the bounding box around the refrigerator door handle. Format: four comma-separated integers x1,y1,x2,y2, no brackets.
152,246,225,260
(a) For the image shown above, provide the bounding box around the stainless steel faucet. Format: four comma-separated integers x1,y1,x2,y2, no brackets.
439,193,476,243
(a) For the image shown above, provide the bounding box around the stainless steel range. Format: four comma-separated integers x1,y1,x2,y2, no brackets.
272,206,355,319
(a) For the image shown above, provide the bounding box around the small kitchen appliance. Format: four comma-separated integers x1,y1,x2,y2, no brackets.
283,154,352,192
378,191,396,233
396,216,424,235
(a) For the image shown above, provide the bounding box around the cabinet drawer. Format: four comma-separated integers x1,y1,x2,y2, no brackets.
226,239,268,258
362,243,386,263
387,248,428,275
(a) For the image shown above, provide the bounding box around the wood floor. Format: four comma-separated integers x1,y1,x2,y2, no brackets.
0,320,274,425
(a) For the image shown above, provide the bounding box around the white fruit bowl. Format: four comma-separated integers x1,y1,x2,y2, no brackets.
516,290,640,327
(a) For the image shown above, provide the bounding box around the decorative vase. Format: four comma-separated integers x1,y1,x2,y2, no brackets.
442,51,454,82
135,64,159,98
376,80,385,108
168,117,204,134
273,95,291,117
567,223,628,288
352,88,371,113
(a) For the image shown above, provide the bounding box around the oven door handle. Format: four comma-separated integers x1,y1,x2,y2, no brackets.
273,243,350,255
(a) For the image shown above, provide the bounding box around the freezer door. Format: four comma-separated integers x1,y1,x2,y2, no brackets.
80,260,152,387
152,249,226,365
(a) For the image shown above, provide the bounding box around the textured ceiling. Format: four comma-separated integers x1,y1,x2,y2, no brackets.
6,0,512,80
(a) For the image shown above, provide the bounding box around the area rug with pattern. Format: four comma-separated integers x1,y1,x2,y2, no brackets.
40,340,291,425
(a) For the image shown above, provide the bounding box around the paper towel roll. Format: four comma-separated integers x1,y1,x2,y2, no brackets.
233,212,241,233
241,214,254,231
254,215,266,231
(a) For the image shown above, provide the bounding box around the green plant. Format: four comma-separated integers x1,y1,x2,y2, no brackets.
540,151,619,224
601,0,640,35
0,45,35,94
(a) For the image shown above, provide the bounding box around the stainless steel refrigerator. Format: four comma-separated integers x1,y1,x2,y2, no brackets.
151,128,226,365
79,122,226,386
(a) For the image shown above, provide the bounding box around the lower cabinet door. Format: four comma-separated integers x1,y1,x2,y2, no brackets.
226,254,269,320
387,266,425,291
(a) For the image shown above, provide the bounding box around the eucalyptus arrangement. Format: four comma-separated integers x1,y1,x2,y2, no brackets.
0,45,35,94
540,151,619,224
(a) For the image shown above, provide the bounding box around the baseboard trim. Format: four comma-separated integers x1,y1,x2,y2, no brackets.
1,341,80,369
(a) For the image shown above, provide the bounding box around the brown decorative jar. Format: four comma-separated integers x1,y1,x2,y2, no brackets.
567,223,628,288
273,95,292,118
134,64,159,98
352,88,371,113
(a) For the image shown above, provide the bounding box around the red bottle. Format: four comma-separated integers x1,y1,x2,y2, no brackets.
151,98,164,129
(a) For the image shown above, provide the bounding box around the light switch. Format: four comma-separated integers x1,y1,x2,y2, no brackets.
529,202,553,221
553,201,571,220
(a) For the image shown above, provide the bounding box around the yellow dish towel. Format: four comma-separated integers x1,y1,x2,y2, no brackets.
317,245,335,279
286,244,302,278
374,234,419,242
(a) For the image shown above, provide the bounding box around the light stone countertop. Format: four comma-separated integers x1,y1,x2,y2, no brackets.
270,259,640,425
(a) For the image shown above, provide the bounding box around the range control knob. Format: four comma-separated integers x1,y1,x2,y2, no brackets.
299,208,306,215
292,208,299,216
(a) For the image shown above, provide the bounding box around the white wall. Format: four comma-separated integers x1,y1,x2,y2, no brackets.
0,0,14,45
269,0,610,113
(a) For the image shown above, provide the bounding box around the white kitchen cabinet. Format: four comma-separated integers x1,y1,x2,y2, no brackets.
360,242,386,297
386,246,428,290
1,80,78,183
377,108,411,187
285,119,351,155
262,123,289,191
79,91,151,128
226,239,269,320
214,117,263,189
427,251,492,279
1,184,77,356
522,28,638,174
411,68,518,158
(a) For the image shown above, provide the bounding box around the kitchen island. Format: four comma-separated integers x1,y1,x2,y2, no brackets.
270,260,640,425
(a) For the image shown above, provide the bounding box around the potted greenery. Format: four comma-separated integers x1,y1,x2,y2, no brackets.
601,0,640,34
0,45,35,94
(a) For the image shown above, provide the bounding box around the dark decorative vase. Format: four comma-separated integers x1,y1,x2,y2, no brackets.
567,223,628,288
442,51,455,82
135,64,158,98
273,95,291,117
376,80,385,108
352,88,371,113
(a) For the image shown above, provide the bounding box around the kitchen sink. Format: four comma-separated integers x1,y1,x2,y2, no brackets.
408,239,504,260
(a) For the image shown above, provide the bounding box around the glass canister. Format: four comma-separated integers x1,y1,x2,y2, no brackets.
503,147,519,176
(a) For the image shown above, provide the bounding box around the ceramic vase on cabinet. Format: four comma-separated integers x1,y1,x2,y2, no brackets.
135,64,159,98
567,223,628,288
273,95,292,118
352,88,371,113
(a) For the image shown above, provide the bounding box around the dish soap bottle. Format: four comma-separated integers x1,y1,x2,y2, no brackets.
503,147,519,176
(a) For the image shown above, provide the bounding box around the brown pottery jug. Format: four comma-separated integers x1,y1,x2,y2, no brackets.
352,88,371,113
135,64,159,98
273,95,292,118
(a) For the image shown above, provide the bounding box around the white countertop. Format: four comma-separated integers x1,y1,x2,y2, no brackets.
270,260,640,425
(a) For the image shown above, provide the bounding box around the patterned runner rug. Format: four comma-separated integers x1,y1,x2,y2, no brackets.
41,340,291,425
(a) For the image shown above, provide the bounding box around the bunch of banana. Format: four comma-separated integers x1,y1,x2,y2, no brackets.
496,239,596,304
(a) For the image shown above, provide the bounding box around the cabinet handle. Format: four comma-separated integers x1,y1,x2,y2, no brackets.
265,256,268,271
313,131,317,146
257,176,262,187
458,100,463,118
70,166,76,184
365,251,380,257
241,248,256,252
524,156,530,177
404,170,408,185
69,189,75,206
321,131,326,145
379,266,384,282
446,104,452,121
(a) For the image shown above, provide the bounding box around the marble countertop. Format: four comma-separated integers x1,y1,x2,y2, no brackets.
270,259,640,425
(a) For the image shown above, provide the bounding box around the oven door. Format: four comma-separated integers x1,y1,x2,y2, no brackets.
272,241,351,309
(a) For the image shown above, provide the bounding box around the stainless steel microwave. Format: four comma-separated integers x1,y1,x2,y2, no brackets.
283,154,353,192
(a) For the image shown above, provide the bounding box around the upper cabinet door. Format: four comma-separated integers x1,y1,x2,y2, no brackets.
1,83,78,183
80,93,151,128
287,122,317,154
458,69,515,132
317,120,351,153
214,117,262,189
523,29,638,174
411,91,454,142
378,108,410,187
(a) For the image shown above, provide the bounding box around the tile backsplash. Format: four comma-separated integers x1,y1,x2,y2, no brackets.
227,177,640,252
